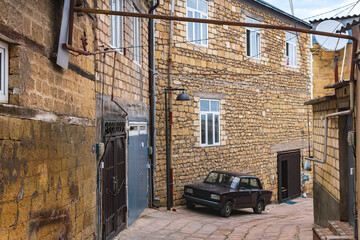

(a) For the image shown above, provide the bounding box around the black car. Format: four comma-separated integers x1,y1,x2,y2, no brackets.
184,170,272,217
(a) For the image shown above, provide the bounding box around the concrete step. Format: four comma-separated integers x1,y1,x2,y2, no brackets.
313,227,335,240
313,221,355,240
328,221,354,237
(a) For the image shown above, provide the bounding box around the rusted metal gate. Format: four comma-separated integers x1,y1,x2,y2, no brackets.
278,151,301,202
102,120,127,239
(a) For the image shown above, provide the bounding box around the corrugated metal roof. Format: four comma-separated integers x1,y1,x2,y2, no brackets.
249,0,312,28
324,79,351,89
304,95,336,105
338,19,360,32
310,14,360,24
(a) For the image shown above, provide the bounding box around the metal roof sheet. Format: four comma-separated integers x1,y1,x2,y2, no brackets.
249,0,312,28
310,14,360,24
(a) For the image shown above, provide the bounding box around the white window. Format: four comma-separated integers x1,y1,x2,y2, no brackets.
133,6,141,65
286,32,297,67
246,17,261,59
110,0,124,53
0,40,8,103
200,99,220,146
187,0,208,47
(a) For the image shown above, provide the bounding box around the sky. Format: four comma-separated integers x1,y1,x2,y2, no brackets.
265,0,360,22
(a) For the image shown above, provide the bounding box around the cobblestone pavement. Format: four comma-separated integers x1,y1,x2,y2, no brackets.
115,197,313,240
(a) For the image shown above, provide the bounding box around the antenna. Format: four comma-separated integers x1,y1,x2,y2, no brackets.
314,20,348,51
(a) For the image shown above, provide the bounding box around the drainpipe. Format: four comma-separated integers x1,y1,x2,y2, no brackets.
305,38,358,164
148,0,159,207
168,0,176,208
305,79,354,163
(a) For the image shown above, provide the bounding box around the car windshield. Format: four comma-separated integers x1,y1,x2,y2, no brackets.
204,172,240,189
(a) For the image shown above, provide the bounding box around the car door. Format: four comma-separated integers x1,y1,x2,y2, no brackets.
249,178,261,207
235,178,252,208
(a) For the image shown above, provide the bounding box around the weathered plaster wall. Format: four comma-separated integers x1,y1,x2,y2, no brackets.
154,0,313,205
0,0,97,239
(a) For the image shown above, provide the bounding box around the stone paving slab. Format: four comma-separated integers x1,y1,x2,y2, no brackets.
115,197,313,240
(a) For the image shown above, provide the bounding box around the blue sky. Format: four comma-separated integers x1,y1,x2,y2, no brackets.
265,0,360,22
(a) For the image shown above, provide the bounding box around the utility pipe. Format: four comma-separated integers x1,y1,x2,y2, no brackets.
71,7,358,81
168,0,176,208
148,0,159,208
305,79,355,163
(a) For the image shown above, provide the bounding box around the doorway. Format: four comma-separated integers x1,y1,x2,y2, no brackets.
278,151,301,202
128,121,149,226
102,120,127,239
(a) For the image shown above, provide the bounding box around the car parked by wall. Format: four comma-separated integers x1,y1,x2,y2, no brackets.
184,171,272,217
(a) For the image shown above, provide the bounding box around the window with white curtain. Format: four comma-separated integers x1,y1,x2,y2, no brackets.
0,40,8,103
246,17,261,59
286,32,297,67
200,99,220,146
133,6,141,65
110,0,124,53
187,0,208,47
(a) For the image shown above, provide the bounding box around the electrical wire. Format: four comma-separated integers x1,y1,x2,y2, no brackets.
302,1,359,20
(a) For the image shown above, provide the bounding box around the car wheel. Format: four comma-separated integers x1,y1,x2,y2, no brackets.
186,200,195,209
253,201,264,214
220,201,232,217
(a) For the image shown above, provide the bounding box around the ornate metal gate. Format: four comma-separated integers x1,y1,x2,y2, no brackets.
102,120,127,239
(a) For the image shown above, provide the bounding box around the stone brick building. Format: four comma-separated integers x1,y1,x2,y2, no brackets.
0,0,151,239
0,0,97,239
154,0,313,206
306,16,360,233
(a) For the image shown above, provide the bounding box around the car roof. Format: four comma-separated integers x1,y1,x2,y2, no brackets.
211,170,257,178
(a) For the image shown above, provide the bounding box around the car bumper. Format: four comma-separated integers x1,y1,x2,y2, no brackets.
184,195,222,208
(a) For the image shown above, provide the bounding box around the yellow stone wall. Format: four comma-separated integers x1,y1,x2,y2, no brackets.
95,0,150,105
0,0,96,239
312,99,341,200
312,42,352,99
154,0,313,205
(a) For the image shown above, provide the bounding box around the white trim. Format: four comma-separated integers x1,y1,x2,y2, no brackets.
186,0,208,47
110,0,124,54
0,40,8,103
200,99,220,147
133,6,142,66
246,17,261,59
286,32,297,67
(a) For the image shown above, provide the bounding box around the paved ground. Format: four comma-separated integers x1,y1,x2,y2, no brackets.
115,197,313,240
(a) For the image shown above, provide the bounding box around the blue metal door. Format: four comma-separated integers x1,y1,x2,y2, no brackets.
128,122,148,226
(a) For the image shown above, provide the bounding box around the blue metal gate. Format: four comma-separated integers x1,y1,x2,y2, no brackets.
128,122,148,226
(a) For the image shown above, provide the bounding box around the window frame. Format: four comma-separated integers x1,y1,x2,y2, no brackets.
110,0,124,54
286,32,297,67
133,5,142,66
186,0,208,47
0,40,8,103
246,17,261,59
200,99,220,147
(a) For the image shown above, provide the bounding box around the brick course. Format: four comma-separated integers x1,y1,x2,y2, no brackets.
155,0,313,205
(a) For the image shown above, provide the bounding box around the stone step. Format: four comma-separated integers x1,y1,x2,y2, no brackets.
313,227,335,240
328,221,354,237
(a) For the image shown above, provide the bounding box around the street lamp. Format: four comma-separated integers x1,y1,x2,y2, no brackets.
164,88,191,210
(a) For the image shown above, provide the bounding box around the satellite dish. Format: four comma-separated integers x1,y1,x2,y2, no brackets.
314,20,348,51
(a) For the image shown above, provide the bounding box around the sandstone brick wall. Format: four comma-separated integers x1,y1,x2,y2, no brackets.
312,99,340,200
95,0,150,110
312,42,352,99
0,0,97,239
154,0,313,205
